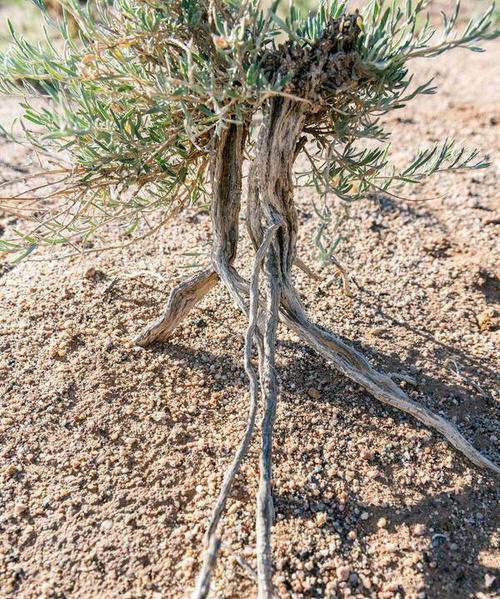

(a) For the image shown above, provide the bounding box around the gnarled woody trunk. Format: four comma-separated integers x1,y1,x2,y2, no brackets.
134,123,245,347
246,98,309,598
246,98,308,270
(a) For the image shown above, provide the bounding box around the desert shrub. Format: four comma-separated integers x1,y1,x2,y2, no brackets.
0,1,498,596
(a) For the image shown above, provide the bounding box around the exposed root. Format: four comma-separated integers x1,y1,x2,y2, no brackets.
220,542,258,583
279,282,500,476
217,271,499,477
256,245,281,599
133,258,317,347
191,536,221,599
192,224,282,599
138,256,498,596
133,268,218,346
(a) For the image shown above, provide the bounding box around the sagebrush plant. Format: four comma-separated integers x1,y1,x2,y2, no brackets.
1,1,499,597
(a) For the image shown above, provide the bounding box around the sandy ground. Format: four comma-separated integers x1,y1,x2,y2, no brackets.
0,4,499,599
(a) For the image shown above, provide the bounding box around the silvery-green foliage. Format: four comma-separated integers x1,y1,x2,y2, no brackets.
0,0,497,258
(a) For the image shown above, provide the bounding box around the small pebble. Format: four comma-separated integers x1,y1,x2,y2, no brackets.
377,517,387,528
484,574,496,590
360,449,374,461
307,388,321,400
101,520,113,530
431,533,447,548
3,464,17,479
14,503,28,516
151,411,168,424
477,309,495,332
413,523,427,536
360,511,369,521
316,512,327,527
337,565,350,582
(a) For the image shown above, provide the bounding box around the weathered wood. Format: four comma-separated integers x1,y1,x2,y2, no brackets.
133,268,218,346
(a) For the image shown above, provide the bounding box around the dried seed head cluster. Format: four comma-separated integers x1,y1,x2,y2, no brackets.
262,11,361,104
